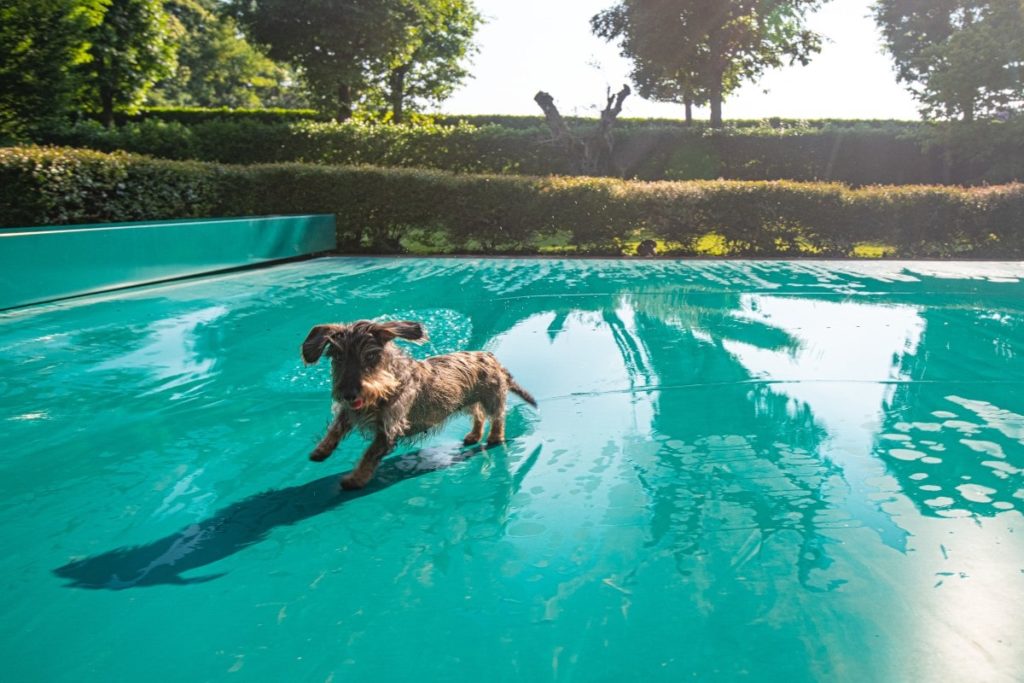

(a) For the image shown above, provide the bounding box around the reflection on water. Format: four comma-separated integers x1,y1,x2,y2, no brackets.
1,259,1022,681
95,306,228,398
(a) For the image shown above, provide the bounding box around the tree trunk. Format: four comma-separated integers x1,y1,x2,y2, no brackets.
684,96,693,125
534,91,574,140
389,65,409,123
708,33,726,128
100,85,115,128
590,85,631,174
534,90,584,173
709,78,723,128
534,86,630,176
336,83,353,122
962,99,975,123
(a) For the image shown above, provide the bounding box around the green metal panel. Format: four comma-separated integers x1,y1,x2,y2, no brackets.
0,214,335,309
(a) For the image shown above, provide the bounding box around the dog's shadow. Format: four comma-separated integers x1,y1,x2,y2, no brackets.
53,445,492,591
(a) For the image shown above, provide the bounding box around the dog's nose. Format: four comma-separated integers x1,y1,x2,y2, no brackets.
342,390,359,402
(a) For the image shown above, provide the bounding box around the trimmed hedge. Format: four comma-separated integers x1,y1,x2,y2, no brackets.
99,106,327,126
41,117,1024,186
3,146,1022,258
44,119,549,172
434,115,924,132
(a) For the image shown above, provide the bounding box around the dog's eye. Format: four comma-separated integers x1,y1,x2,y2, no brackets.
366,351,380,364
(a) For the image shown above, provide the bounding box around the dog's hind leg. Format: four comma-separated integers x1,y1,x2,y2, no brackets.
341,434,394,490
463,404,486,445
483,392,507,445
310,413,352,462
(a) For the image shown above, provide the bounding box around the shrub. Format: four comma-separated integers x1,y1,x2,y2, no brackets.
3,146,1022,258
433,115,924,132
41,117,1024,186
105,106,326,126
0,146,219,227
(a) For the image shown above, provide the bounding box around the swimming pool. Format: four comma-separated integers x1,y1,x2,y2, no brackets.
2,258,1022,681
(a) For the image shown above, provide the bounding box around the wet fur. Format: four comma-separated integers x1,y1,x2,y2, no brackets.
301,320,537,489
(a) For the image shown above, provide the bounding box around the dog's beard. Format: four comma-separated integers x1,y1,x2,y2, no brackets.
360,368,401,406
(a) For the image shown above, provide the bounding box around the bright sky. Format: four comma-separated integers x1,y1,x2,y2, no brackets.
442,0,921,120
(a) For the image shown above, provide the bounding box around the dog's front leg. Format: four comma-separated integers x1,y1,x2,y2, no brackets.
310,413,353,462
341,434,394,490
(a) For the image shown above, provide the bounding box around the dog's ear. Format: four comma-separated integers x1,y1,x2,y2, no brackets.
301,325,338,364
374,320,428,344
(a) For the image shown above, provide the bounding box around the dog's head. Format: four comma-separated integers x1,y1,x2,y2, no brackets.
301,320,427,409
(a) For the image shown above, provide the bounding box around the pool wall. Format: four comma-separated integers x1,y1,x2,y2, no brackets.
0,214,336,309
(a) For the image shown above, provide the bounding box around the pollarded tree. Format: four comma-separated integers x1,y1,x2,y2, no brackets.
874,0,1024,122
227,0,428,121
363,0,481,123
592,0,829,127
80,0,179,127
0,0,104,140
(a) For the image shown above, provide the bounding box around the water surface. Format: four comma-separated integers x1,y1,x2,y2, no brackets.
1,259,1022,681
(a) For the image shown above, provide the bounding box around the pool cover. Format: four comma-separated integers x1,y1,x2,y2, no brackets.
1,258,1022,681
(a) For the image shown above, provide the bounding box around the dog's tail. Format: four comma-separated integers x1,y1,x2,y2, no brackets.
505,370,538,408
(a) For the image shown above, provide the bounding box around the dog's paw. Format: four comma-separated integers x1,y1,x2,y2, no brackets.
486,437,506,446
463,433,482,446
340,473,365,490
309,450,330,462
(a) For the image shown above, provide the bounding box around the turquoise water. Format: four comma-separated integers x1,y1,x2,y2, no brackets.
1,258,1022,681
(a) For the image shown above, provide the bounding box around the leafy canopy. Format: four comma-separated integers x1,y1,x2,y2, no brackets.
227,0,430,118
0,0,104,140
593,0,829,125
150,0,309,109
361,0,481,121
874,0,1024,121
79,0,180,125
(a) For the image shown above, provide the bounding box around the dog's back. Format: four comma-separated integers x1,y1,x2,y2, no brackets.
401,351,534,436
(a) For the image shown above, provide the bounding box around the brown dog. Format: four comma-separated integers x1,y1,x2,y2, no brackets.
301,320,537,489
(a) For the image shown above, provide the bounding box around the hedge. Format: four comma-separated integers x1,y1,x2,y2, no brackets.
99,108,930,131
3,146,1022,258
41,117,1024,186
97,106,327,126
433,115,924,132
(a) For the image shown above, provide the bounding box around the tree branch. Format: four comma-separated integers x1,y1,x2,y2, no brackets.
534,91,573,141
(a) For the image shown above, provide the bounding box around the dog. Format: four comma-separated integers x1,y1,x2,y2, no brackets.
301,320,538,489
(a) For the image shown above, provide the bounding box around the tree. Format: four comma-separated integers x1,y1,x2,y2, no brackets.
0,0,103,140
592,1,709,124
362,0,481,122
533,85,631,176
227,0,428,121
593,0,828,127
874,0,1024,122
149,0,310,108
80,0,179,126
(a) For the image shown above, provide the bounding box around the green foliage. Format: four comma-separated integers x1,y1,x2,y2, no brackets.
874,0,1024,121
4,146,1022,258
592,1,711,113
121,106,326,125
593,0,830,126
149,0,310,109
433,115,922,130
0,146,218,227
0,0,104,141
42,117,1024,185
227,0,423,120
362,0,482,122
80,0,179,126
